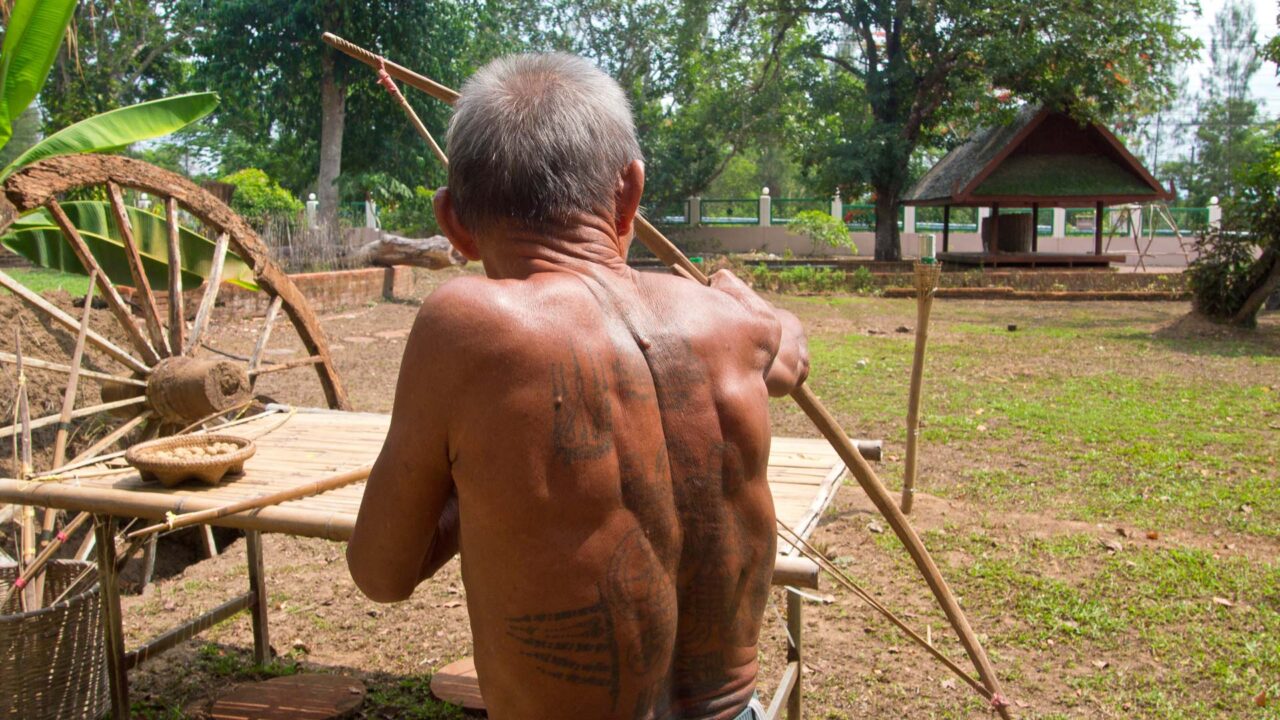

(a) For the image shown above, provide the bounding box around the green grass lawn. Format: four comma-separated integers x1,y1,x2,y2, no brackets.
0,267,92,296
766,295,1279,719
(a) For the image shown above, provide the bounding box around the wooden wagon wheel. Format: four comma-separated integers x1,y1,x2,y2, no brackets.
0,153,349,473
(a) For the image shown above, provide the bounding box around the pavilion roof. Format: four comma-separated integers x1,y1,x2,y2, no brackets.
903,105,1171,207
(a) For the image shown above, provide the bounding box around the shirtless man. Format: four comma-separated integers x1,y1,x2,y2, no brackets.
347,53,808,720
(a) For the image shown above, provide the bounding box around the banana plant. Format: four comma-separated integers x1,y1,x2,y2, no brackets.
0,0,233,290
4,201,259,291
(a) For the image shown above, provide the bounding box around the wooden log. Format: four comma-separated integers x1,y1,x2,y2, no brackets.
145,356,251,424
358,233,466,269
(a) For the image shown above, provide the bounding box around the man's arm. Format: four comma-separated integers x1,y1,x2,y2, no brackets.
347,290,464,603
764,306,809,397
708,269,809,397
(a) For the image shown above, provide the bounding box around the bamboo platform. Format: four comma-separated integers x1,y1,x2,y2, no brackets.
0,407,850,543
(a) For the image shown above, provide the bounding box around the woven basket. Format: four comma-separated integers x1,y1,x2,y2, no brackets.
126,434,256,488
1,561,108,720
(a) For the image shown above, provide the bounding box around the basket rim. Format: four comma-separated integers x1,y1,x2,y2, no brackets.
1,559,100,622
126,434,256,472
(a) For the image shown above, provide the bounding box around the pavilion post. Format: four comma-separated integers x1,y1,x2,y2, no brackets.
1031,203,1040,252
989,204,1000,256
1094,201,1104,255
942,205,951,253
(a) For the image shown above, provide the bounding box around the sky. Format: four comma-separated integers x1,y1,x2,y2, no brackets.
1182,0,1279,110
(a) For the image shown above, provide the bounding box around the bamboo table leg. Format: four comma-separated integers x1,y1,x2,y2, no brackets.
787,590,802,720
246,530,272,664
94,515,130,718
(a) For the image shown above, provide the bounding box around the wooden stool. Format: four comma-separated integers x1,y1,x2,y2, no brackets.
430,656,487,712
208,674,366,720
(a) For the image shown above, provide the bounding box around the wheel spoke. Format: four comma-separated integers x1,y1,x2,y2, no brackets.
248,295,283,374
0,352,146,387
185,232,229,355
0,396,147,440
47,199,160,365
165,197,186,353
107,182,170,356
52,272,98,468
0,270,150,375
64,411,153,469
247,355,324,376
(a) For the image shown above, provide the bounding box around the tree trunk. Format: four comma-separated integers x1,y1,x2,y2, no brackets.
873,185,902,261
317,50,346,224
1230,246,1280,326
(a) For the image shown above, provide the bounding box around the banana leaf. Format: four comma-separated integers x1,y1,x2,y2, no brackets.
0,0,77,148
0,93,219,180
4,201,260,292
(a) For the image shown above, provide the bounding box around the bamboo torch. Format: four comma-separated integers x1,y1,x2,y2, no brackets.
900,235,941,514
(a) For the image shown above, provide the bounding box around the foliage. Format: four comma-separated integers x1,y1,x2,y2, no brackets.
188,0,486,204
1187,122,1280,326
786,210,855,256
749,263,875,294
0,0,76,147
219,168,303,223
381,186,441,238
40,0,197,133
0,92,218,180
1161,1,1267,205
3,200,259,290
505,0,809,208
776,0,1199,259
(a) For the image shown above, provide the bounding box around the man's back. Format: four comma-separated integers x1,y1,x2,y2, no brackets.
433,266,780,719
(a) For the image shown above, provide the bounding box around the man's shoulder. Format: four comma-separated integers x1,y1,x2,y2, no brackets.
411,275,597,359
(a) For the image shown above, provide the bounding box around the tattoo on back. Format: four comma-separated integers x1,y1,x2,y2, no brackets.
551,349,614,463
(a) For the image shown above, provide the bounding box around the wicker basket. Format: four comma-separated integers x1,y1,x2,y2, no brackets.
1,560,108,720
126,434,256,487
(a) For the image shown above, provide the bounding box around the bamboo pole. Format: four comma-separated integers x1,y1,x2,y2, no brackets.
0,396,147,440
900,261,941,514
248,295,283,373
248,355,324,376
0,270,150,375
0,352,146,386
52,271,99,470
107,182,170,356
124,465,372,541
47,199,160,366
14,329,37,610
1,511,90,610
166,197,186,353
185,232,229,355
323,39,1012,716
321,32,459,104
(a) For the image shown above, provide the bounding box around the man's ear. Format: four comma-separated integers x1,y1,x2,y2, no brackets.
434,187,481,261
614,159,645,240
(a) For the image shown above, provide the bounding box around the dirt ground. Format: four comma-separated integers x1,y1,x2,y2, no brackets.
3,270,1277,719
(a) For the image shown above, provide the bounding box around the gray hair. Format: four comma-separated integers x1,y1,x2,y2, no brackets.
445,53,643,232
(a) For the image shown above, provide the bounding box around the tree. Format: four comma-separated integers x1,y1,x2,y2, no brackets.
504,0,808,208
41,0,196,132
772,0,1198,260
1162,0,1267,205
188,0,483,219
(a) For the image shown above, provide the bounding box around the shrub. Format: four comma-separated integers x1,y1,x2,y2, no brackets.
219,168,302,223
786,210,857,256
1187,127,1280,325
381,186,441,237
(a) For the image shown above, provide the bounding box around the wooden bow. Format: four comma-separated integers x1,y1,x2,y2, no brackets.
322,32,1012,717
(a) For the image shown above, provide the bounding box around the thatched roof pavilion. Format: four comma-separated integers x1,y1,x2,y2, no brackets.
903,105,1172,266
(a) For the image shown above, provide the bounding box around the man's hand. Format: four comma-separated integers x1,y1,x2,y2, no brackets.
709,269,809,397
